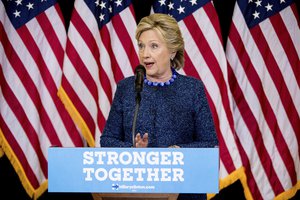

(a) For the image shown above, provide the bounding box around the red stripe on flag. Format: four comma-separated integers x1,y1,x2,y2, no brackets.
0,66,47,177
110,9,139,70
1,2,86,197
0,114,40,189
16,25,83,147
61,76,98,136
183,11,239,175
203,3,223,43
54,4,65,29
270,9,300,88
229,23,285,194
183,51,201,79
251,25,298,185
100,25,125,83
0,24,62,148
36,13,84,147
255,21,300,136
36,12,65,67
64,39,106,134
184,13,236,137
291,3,300,27
206,93,236,173
71,9,113,103
61,0,139,144
227,66,265,200
65,39,101,105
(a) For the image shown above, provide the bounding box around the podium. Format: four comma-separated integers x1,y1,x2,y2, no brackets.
48,148,219,200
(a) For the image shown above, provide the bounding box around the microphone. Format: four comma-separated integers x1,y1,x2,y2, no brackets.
132,65,145,147
134,65,146,93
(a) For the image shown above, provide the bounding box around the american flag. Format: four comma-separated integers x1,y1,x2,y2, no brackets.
226,0,300,199
0,0,85,198
152,0,244,197
59,0,139,147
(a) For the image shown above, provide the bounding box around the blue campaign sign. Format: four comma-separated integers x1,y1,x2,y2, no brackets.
48,147,219,193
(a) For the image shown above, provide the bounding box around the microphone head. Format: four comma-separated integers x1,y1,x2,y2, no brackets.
134,64,146,75
134,65,146,93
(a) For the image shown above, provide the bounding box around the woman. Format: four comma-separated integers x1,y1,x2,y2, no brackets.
100,13,218,200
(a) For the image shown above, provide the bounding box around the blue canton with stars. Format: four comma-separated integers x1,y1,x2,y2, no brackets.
84,0,132,30
2,0,57,29
152,0,211,22
238,0,294,28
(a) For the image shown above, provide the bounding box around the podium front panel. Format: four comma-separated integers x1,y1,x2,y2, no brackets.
48,148,219,194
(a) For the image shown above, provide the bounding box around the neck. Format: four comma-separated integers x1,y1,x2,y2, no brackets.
144,68,177,87
146,69,173,83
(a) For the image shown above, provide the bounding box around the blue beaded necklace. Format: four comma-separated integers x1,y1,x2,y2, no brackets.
144,68,177,87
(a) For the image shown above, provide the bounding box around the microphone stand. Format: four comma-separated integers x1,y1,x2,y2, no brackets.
132,92,141,147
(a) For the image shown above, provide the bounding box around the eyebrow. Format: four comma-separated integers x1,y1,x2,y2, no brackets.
138,40,161,44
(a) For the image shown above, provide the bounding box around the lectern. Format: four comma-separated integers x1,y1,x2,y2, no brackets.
48,147,219,200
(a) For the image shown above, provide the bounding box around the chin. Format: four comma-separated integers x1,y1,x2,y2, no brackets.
146,70,156,77
144,68,153,74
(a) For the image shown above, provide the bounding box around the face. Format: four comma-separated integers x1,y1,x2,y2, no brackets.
138,29,174,82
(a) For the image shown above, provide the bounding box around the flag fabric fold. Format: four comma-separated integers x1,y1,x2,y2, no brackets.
59,0,139,148
0,0,85,199
226,0,300,199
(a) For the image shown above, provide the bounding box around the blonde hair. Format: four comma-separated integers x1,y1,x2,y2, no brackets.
135,13,185,70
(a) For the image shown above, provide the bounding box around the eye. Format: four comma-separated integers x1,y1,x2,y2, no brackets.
151,43,158,49
138,43,144,50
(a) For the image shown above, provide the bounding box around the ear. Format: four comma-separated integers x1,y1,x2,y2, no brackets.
170,52,176,60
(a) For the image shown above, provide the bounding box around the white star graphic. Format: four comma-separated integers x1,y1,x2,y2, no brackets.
265,3,273,11
100,1,106,9
177,5,185,14
115,0,122,7
190,0,197,6
254,0,262,7
159,0,166,6
26,2,34,10
13,10,21,17
168,2,174,10
253,10,260,19
99,13,105,21
280,0,286,3
15,0,22,6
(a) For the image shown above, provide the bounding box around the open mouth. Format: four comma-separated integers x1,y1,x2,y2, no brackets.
144,62,154,68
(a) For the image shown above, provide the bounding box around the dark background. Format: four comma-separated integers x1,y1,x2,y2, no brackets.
0,0,299,199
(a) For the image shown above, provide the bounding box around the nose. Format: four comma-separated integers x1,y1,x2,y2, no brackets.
140,46,150,59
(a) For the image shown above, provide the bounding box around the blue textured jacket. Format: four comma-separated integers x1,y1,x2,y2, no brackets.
100,73,218,148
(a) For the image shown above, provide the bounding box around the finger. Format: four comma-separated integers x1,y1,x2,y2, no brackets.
135,133,141,141
143,133,148,139
142,133,148,142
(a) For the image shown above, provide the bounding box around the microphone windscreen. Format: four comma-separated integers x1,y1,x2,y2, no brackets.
134,65,146,93
135,64,146,75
